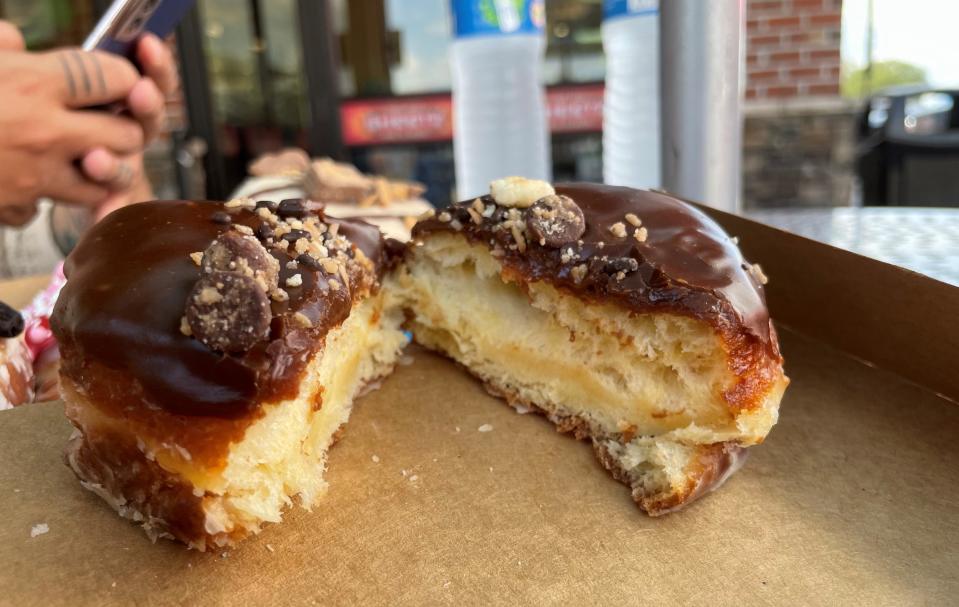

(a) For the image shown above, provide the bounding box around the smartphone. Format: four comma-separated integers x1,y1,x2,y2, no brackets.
83,0,195,59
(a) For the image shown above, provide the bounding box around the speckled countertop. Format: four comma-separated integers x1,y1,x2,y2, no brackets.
747,207,959,287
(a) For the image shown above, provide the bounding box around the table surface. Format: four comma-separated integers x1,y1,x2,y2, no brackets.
747,207,959,287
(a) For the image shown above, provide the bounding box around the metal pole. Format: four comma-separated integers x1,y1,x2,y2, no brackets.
296,0,344,159
660,0,743,212
176,5,228,199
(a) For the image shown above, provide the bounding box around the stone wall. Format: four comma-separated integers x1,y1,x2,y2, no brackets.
743,99,860,208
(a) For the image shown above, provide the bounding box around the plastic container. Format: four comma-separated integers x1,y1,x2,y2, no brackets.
449,0,551,200
602,0,660,189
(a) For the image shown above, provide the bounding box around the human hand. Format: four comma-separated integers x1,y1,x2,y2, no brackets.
0,22,145,216
77,34,177,205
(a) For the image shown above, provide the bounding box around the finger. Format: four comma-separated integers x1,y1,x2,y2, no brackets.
0,20,25,51
80,148,139,191
136,34,178,95
126,78,164,142
0,202,37,227
62,111,144,155
47,48,138,108
94,192,135,222
45,167,111,207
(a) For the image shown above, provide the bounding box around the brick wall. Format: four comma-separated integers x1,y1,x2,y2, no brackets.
745,0,843,101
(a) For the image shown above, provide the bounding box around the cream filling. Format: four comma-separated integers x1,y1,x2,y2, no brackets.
398,234,781,446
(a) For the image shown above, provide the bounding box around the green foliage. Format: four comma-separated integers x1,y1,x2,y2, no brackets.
841,60,928,98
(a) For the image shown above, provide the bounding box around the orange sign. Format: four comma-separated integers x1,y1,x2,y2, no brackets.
340,85,605,146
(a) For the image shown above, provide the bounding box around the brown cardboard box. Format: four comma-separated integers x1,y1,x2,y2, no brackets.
0,213,957,605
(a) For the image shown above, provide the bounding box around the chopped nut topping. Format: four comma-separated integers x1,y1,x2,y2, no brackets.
750,263,769,285
438,211,451,223
510,224,527,253
294,238,311,255
482,204,495,218
224,197,255,209
320,258,339,274
197,286,223,305
417,208,435,221
471,198,485,214
285,274,303,288
271,288,289,302
292,312,312,328
403,216,417,230
179,316,192,336
233,224,254,236
625,213,642,227
466,207,483,225
489,176,555,208
571,264,588,283
609,222,627,238
634,227,648,243
190,252,203,266
286,260,298,270
329,278,341,291
731,236,740,245
449,218,463,231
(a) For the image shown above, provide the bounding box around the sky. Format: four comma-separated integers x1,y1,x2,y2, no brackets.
841,0,959,86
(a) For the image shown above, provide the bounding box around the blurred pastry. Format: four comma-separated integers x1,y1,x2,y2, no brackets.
52,198,407,549
397,179,788,514
235,154,433,242
303,158,426,208
247,147,311,177
0,301,30,409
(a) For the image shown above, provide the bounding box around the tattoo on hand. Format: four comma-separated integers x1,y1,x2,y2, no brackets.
68,51,92,97
88,52,107,97
57,53,77,99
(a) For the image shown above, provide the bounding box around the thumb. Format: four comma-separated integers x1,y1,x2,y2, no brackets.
0,20,25,51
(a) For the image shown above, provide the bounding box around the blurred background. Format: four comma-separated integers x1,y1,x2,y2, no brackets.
2,0,956,207
1,0,957,282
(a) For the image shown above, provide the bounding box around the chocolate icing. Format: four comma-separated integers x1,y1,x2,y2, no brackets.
414,183,777,356
52,200,388,420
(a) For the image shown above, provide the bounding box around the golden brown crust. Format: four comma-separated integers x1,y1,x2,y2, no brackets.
473,363,746,515
64,422,215,547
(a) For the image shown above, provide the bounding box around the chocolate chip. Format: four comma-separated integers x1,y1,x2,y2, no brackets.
296,253,321,270
604,257,640,275
525,194,585,248
211,211,232,225
185,272,271,353
277,199,306,218
255,200,277,211
201,231,280,291
0,301,24,338
255,222,274,241
281,229,311,243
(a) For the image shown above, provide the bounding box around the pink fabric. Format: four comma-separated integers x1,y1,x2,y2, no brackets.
20,262,65,362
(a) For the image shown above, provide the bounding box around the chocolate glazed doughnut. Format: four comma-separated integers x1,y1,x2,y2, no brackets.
400,180,788,514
